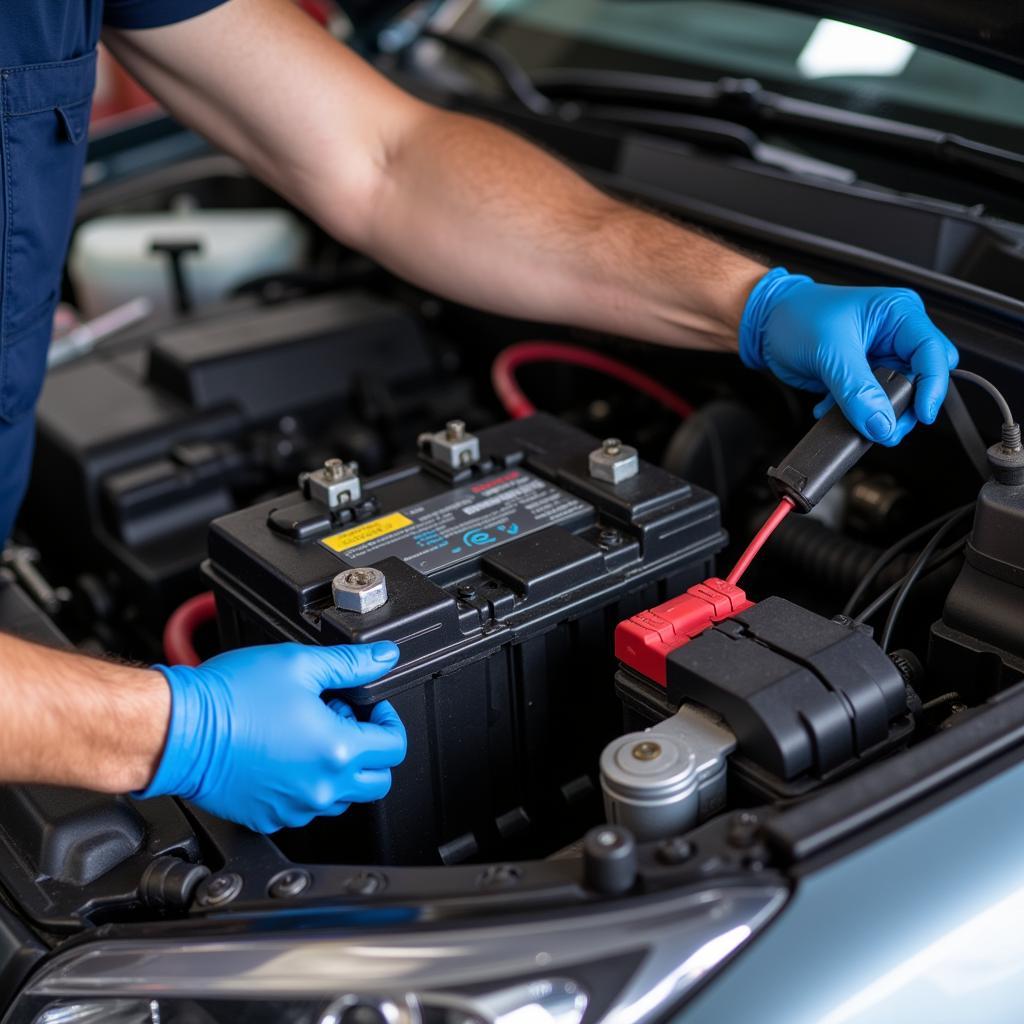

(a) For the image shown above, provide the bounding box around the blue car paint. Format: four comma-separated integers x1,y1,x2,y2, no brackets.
682,757,1024,1023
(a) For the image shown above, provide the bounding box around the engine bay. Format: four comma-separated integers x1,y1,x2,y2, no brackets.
3,144,1024,936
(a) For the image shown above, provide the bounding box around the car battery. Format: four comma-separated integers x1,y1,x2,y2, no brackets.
205,414,726,865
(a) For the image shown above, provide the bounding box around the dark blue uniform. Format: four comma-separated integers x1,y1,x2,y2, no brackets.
0,0,226,543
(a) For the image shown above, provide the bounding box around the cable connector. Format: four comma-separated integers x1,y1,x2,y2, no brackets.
615,578,753,686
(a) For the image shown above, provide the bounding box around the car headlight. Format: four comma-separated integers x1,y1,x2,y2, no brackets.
4,884,785,1024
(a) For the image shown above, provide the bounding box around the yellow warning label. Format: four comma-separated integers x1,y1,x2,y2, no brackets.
321,512,414,553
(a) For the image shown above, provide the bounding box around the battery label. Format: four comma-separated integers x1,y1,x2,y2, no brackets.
322,512,414,553
321,470,591,574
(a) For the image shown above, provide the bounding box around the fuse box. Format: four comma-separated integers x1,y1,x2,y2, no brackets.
205,414,726,865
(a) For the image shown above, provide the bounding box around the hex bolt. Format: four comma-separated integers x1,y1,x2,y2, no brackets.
268,868,312,899
446,420,467,442
631,740,662,761
195,871,243,908
332,567,388,614
598,527,623,548
602,438,622,456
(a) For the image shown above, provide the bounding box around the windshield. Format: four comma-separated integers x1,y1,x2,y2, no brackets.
447,0,1024,151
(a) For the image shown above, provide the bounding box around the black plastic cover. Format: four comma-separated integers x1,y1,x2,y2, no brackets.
660,596,909,782
931,477,1024,694
0,578,201,930
24,292,433,620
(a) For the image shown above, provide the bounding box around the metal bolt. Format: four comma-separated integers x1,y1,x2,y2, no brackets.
343,871,386,896
445,419,467,441
656,837,695,865
478,864,523,889
323,458,346,481
268,869,312,899
346,569,377,587
631,740,662,761
333,567,388,614
598,527,623,548
457,583,477,600
196,871,243,908
602,437,622,455
728,812,760,849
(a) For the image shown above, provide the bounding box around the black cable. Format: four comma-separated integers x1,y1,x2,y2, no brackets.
921,691,960,712
950,368,1014,426
854,534,969,626
841,502,975,617
416,30,555,116
878,508,974,652
943,381,990,480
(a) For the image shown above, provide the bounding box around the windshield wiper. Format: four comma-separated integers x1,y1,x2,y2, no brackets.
408,31,854,180
405,31,1024,189
532,67,1024,188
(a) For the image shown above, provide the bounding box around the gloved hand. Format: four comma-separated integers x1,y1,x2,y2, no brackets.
739,268,958,446
137,641,406,833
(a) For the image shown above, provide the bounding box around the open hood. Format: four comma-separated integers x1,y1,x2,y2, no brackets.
746,0,1024,78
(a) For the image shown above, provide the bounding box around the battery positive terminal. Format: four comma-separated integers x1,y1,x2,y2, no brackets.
615,578,753,686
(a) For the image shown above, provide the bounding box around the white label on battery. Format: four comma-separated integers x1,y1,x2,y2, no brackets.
322,469,592,574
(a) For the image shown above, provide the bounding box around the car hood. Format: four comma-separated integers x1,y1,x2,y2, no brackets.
352,0,1023,79
627,0,1024,79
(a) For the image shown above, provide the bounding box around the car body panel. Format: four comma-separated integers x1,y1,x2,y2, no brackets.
682,757,1024,1022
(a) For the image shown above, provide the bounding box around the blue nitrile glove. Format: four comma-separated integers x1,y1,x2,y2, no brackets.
739,268,958,446
137,642,406,833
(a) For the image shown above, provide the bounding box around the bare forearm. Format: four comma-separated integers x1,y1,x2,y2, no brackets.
0,634,169,793
106,0,764,353
362,112,766,351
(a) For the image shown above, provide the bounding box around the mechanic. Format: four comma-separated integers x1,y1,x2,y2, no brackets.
0,0,958,834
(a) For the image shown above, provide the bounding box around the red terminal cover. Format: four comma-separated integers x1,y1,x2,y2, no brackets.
614,577,754,686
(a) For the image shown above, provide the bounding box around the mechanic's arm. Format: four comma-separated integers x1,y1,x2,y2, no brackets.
0,632,405,833
103,0,956,444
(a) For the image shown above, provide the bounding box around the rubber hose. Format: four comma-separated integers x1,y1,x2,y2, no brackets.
757,514,918,598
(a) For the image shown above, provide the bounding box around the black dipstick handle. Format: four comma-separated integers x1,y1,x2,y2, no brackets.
768,368,914,513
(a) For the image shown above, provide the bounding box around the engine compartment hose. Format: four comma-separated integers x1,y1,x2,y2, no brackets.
757,513,919,597
163,591,218,667
491,341,694,420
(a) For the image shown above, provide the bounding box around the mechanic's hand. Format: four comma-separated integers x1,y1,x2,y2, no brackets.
137,642,405,833
739,268,958,446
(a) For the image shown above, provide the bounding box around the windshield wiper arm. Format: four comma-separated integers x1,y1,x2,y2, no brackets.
405,32,853,180
532,68,1024,187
